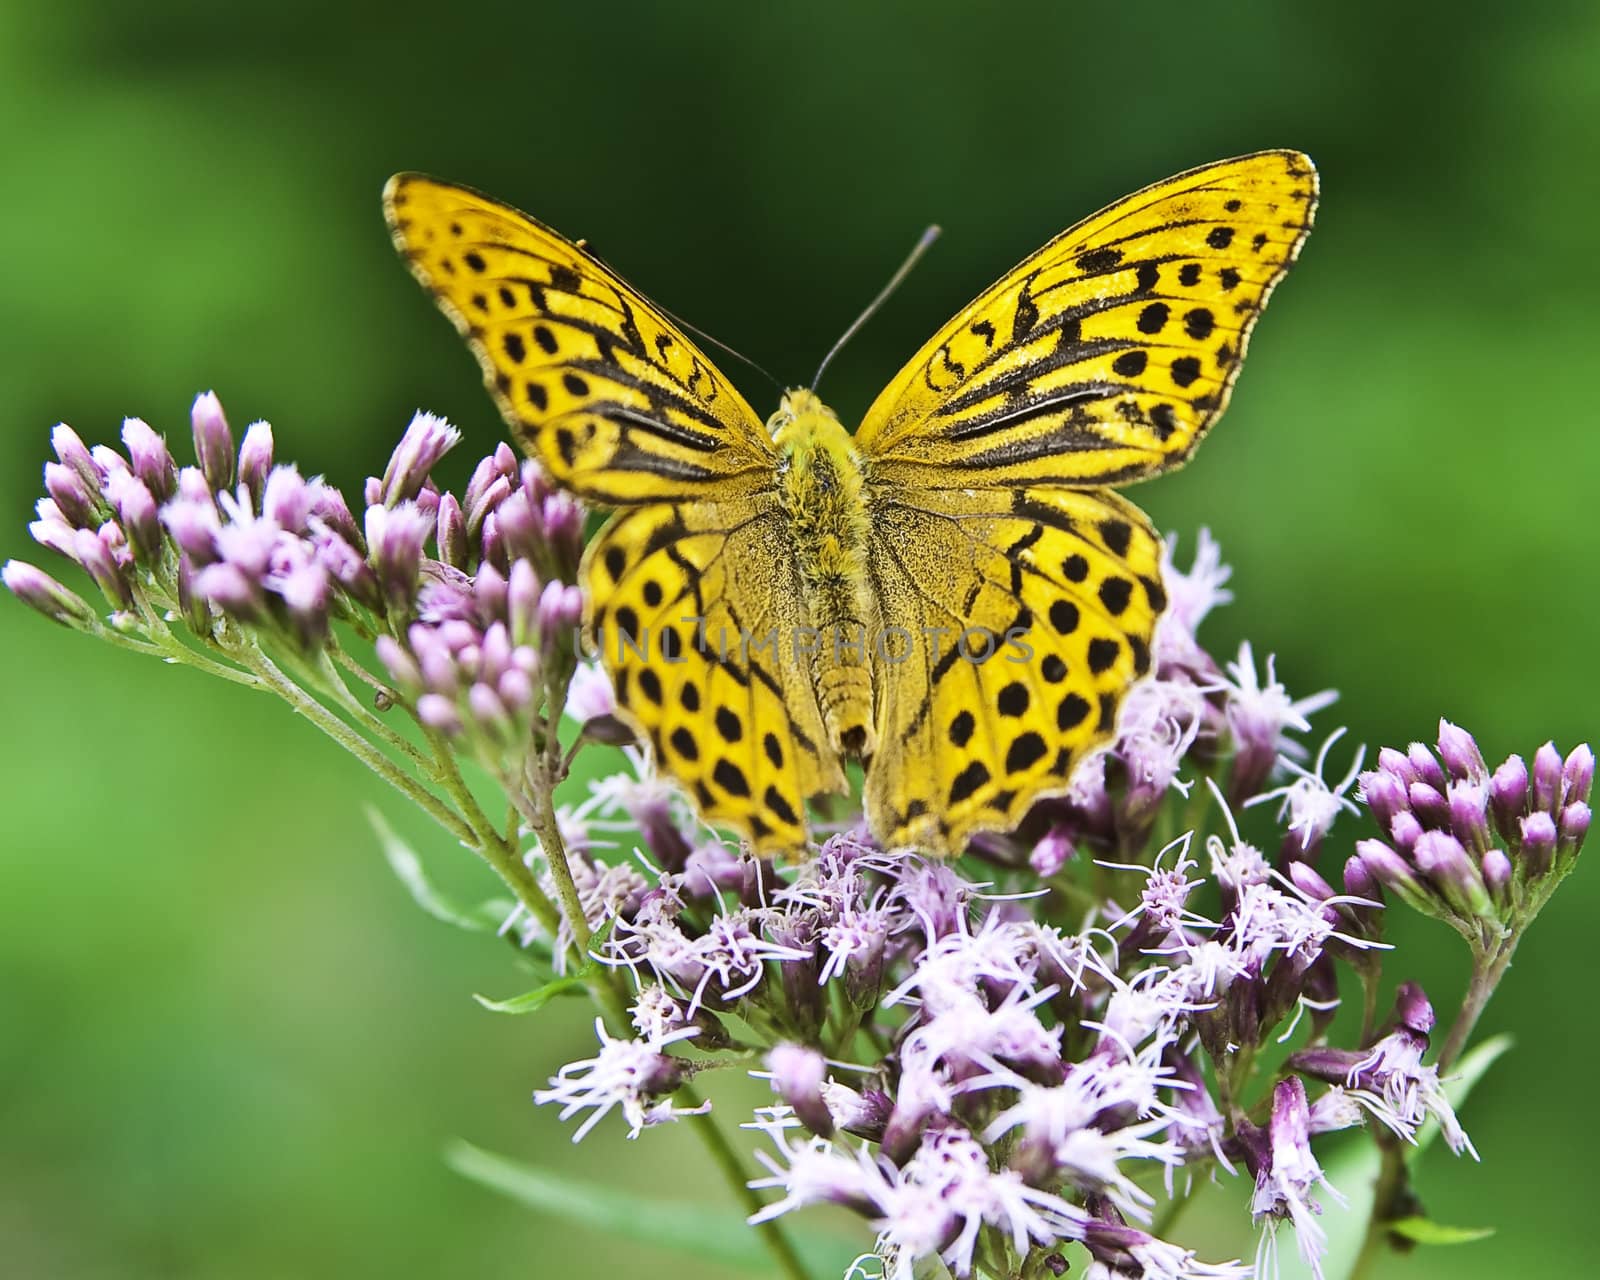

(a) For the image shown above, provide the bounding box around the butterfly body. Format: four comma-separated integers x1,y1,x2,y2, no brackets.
386,151,1317,858
770,389,877,758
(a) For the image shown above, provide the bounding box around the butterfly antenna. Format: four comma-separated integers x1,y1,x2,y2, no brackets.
661,306,784,393
576,241,784,393
812,224,941,393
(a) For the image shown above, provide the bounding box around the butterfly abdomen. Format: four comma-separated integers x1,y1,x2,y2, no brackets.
770,391,878,759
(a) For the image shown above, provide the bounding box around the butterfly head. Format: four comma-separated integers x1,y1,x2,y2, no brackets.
766,388,840,441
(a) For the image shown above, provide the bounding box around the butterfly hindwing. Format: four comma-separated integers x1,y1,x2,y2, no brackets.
864,486,1165,855
855,151,1316,490
385,175,777,505
584,498,847,854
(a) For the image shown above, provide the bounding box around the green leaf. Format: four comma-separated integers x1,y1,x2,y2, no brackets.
473,975,587,1014
1387,1216,1495,1246
369,807,498,932
446,1140,864,1275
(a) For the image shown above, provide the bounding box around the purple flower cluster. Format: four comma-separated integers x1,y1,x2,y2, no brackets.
7,393,587,753
374,445,584,747
9,400,1590,1280
1356,722,1592,936
507,530,1589,1280
532,798,1398,1278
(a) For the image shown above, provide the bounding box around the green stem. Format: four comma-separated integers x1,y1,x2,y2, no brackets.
139,620,269,690
243,641,479,848
681,1086,810,1280
422,729,563,939
312,648,436,771
1438,935,1516,1073
1348,1136,1406,1280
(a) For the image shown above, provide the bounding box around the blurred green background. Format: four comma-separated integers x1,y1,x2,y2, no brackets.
2,1,1595,1276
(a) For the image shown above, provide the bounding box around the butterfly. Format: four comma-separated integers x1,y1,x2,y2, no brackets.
385,151,1316,857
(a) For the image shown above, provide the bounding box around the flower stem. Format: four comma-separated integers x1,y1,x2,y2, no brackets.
1438,935,1516,1072
244,639,481,848
680,1084,810,1280
1348,1135,1406,1280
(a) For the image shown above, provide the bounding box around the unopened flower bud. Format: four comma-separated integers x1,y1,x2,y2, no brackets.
365,502,432,614
1377,746,1418,788
1389,809,1423,851
417,692,463,734
1359,768,1408,828
314,530,381,611
50,422,100,490
1412,829,1490,917
278,559,332,649
436,493,468,570
237,421,275,504
375,635,422,692
1342,853,1381,902
1393,981,1435,1036
104,471,162,563
1563,745,1594,808
542,491,584,573
1288,860,1335,901
44,461,98,528
1490,754,1529,836
29,502,76,558
3,559,96,629
469,681,513,741
263,466,315,531
1447,781,1492,853
71,527,131,609
378,411,460,506
1533,741,1564,814
1481,848,1512,900
191,391,235,492
90,445,130,485
1560,802,1591,854
1407,742,1447,792
1520,810,1558,875
1407,780,1449,826
507,560,541,647
538,580,583,646
1436,719,1488,783
1030,825,1075,877
193,561,261,619
464,471,512,541
120,417,176,503
1357,838,1431,911
480,510,507,573
495,490,540,564
310,485,362,548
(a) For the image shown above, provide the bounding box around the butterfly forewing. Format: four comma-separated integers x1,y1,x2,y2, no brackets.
855,151,1316,490
384,175,776,505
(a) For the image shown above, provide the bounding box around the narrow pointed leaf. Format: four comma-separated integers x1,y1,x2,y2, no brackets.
369,807,498,931
473,975,587,1014
447,1139,862,1274
1386,1216,1494,1246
